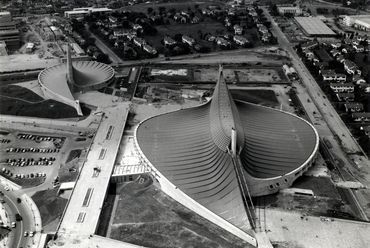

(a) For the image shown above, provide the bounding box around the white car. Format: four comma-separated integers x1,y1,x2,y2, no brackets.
24,231,28,237
4,186,9,191
11,222,16,228
29,231,34,237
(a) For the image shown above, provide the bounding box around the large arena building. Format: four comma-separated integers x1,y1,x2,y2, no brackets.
38,44,115,115
135,66,319,235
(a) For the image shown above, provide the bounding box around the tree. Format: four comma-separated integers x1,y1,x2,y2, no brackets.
159,7,166,14
96,53,110,64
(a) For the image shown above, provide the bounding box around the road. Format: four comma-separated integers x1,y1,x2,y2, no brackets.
0,184,34,248
262,7,370,221
85,25,124,64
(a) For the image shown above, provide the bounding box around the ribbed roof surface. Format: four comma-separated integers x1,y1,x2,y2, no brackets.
136,103,250,230
136,67,318,230
237,101,317,178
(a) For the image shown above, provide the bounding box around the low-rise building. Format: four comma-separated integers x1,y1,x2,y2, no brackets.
113,29,136,38
233,35,249,46
277,5,302,16
352,112,370,122
344,102,364,113
25,42,34,53
163,36,176,47
143,44,157,55
331,42,342,49
363,126,370,137
343,59,360,75
233,24,243,35
301,41,319,51
321,70,346,82
72,43,85,56
216,37,230,47
64,7,112,19
330,49,341,57
353,44,364,52
132,24,143,32
330,83,354,93
342,15,370,31
336,93,354,102
133,37,146,47
352,74,366,85
182,35,195,46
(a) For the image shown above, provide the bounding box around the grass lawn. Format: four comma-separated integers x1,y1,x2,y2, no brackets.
65,149,82,164
107,175,254,248
0,85,91,118
0,85,43,102
32,188,68,228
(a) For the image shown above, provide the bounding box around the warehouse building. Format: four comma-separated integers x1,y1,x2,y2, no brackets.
295,17,336,37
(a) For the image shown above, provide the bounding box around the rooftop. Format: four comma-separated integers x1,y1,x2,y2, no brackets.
295,17,336,36
136,66,319,232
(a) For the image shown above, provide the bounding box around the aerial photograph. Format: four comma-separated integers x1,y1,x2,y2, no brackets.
0,0,369,247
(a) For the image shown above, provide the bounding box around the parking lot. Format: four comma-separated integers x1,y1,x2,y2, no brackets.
0,131,66,187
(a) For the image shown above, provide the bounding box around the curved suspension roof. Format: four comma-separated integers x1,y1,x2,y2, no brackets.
38,44,114,101
135,65,318,230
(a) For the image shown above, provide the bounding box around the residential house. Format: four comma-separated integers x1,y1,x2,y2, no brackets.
191,16,200,24
143,44,157,55
233,35,249,46
233,24,243,35
344,102,364,113
321,70,346,82
331,42,342,49
163,36,176,47
353,44,364,52
343,59,360,75
330,49,341,57
336,54,345,63
336,93,355,102
182,35,195,46
174,13,187,23
352,74,366,84
133,37,146,47
132,24,143,33
216,37,230,47
113,29,136,38
330,83,354,93
352,112,370,122
363,126,370,137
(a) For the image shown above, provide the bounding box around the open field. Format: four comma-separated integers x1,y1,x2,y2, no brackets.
106,175,253,248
